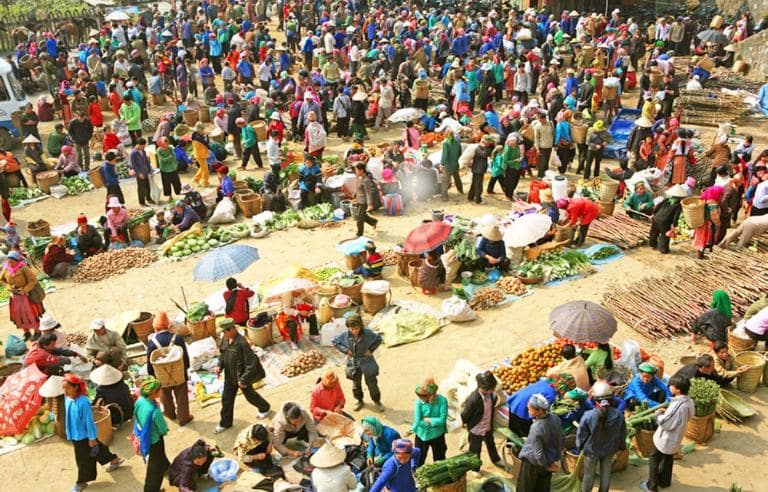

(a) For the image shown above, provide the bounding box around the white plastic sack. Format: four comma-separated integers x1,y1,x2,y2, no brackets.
361,280,390,295
442,359,483,432
288,188,302,210
458,143,478,169
366,157,384,180
618,340,642,374
253,211,275,226
148,173,162,203
49,184,68,199
441,250,460,284
442,296,476,322
187,336,220,370
208,197,237,224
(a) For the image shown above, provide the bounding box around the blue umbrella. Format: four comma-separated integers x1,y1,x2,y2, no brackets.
193,245,260,282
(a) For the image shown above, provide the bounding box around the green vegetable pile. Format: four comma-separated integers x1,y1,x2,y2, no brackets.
625,401,667,445
470,270,487,285
519,250,592,281
588,244,621,260
167,234,211,258
62,176,92,195
9,187,45,206
337,274,362,288
126,209,155,228
116,161,131,179
517,262,544,279
301,203,334,221
266,209,302,231
280,163,299,183
322,155,342,174
313,265,343,282
245,177,263,193
689,378,720,417
186,302,210,322
23,236,52,259
414,453,482,488
453,287,468,300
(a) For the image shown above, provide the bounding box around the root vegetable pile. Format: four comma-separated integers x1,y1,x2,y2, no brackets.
494,343,561,393
65,332,89,346
495,277,526,296
72,248,157,283
603,249,768,340
280,350,327,377
468,287,505,311
380,249,398,266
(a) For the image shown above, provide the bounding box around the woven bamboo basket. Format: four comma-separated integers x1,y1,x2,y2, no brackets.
685,411,715,443
599,179,620,201
88,166,105,188
36,170,60,194
632,428,655,458
329,296,359,318
150,347,186,387
597,200,615,217
563,435,582,477
736,351,765,393
183,109,198,126
395,251,422,279
681,197,705,228
27,220,51,238
238,193,262,218
338,281,363,303
188,316,216,340
414,80,429,99
429,476,466,492
344,254,363,270
728,331,756,353
603,84,618,100
362,290,390,314
571,124,587,144
554,225,575,243
198,106,211,123
649,70,663,89
130,312,155,343
409,260,421,288
129,222,151,244
92,404,113,445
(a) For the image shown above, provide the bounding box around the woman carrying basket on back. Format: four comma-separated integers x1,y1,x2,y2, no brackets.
146,312,193,426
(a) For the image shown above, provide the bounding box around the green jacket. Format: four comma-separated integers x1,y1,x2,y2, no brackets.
624,191,653,212
440,138,461,173
119,102,142,131
241,124,257,150
490,154,504,177
503,145,521,170
466,69,480,92
47,131,68,157
156,147,178,173
133,396,168,445
492,63,504,84
411,394,448,441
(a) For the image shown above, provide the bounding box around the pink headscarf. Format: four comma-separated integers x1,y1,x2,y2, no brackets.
700,185,724,202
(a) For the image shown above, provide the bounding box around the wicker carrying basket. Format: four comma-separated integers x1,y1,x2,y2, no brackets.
685,411,715,444
597,200,615,217
129,222,151,244
130,312,155,344
188,315,216,340
150,346,186,387
329,296,360,318
429,476,466,492
554,225,575,243
632,428,655,458
338,281,363,303
183,109,199,126
571,124,587,144
735,351,765,393
27,219,51,238
599,179,620,201
409,260,421,288
238,193,262,218
92,404,113,445
728,331,756,353
362,290,390,314
682,197,705,229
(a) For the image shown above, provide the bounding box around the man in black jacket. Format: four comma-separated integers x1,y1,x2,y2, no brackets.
460,370,501,465
673,354,728,387
67,111,94,170
214,319,270,434
227,98,243,158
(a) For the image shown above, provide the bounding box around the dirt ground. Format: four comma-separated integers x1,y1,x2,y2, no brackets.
2,25,768,491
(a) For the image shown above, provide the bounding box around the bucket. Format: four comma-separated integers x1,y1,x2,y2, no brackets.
571,124,587,144
338,280,363,303
432,209,444,222
92,404,113,445
251,120,267,141
188,316,216,340
130,312,155,344
599,179,620,201
247,322,274,348
150,347,186,387
728,331,755,353
685,411,715,443
238,193,262,218
129,222,151,244
183,109,199,126
681,197,705,229
414,80,429,99
27,220,51,238
198,106,211,123
735,351,765,393
340,200,353,218
551,176,568,201
649,70,663,89
36,170,60,194
88,166,105,188
597,200,615,217
362,290,390,314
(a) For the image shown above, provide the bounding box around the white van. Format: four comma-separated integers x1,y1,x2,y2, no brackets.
0,58,30,149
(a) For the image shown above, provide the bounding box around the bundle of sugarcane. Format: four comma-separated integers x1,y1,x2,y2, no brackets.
604,249,768,339
706,75,763,93
587,213,649,249
414,453,482,488
675,89,749,126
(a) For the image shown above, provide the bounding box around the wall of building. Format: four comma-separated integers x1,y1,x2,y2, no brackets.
732,28,768,81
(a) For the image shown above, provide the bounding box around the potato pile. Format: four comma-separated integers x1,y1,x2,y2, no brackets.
494,343,562,393
66,332,88,346
469,287,505,311
73,248,157,283
280,350,327,377
496,277,527,296
380,250,398,266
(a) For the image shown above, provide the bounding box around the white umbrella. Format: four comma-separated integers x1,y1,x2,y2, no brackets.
266,278,317,301
105,11,130,21
388,107,425,123
503,213,552,248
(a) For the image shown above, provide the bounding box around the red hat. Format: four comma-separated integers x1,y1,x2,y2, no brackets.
77,214,88,225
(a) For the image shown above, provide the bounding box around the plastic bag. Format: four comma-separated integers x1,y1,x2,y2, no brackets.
441,250,460,283
618,340,641,374
208,458,240,483
49,185,68,199
148,173,161,203
187,336,219,370
5,334,27,357
458,143,478,169
441,297,476,323
288,188,302,210
208,197,237,224
361,280,390,295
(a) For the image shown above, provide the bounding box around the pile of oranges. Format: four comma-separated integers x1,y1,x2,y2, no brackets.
494,343,562,393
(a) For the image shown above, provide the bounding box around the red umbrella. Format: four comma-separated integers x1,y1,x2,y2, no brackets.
403,221,453,254
0,365,47,436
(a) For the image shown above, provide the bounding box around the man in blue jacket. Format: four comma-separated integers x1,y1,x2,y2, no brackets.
332,313,384,411
370,439,421,492
100,150,124,204
624,362,671,410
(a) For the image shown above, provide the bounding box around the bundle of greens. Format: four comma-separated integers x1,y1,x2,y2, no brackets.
301,203,334,221
279,163,299,183
23,236,52,259
413,453,482,488
689,378,720,417
62,176,92,195
245,177,264,193
312,265,343,282
519,250,592,281
9,187,45,204
518,262,544,279
588,244,621,260
625,401,668,444
186,302,210,322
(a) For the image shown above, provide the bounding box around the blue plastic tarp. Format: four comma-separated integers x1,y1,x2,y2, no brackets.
605,109,641,160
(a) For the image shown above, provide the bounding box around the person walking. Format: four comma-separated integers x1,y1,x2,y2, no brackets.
577,382,627,492
146,312,193,426
468,135,493,204
533,112,554,178
134,377,170,492
214,319,270,434
333,89,352,141
352,163,378,237
517,394,563,492
411,377,448,465
119,94,142,145
584,120,611,180
238,117,264,169
67,111,93,171
129,138,154,206
155,138,181,200
460,371,501,465
332,313,384,411
641,375,695,492
63,373,125,492
100,150,125,204
440,129,463,200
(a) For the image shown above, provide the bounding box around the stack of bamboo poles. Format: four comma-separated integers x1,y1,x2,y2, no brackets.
706,75,763,93
603,249,768,340
587,213,649,249
675,89,750,127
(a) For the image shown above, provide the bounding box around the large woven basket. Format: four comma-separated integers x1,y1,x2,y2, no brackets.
599,179,620,201
92,404,113,445
428,476,466,492
150,346,186,388
685,411,715,444
597,200,615,218
338,281,363,303
188,316,216,340
728,331,756,353
736,351,765,393
682,197,705,229
632,428,655,458
571,124,587,144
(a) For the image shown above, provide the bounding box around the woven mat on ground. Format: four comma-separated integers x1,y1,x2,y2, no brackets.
257,340,347,390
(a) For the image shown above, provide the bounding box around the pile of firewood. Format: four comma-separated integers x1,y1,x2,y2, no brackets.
675,89,750,127
587,213,649,249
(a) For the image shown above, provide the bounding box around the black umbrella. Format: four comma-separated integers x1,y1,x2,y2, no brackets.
697,29,728,45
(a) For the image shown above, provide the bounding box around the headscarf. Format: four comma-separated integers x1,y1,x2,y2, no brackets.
320,369,338,388
700,185,724,203
140,376,161,397
711,290,732,319
528,393,550,411
64,373,87,398
361,416,383,437
392,438,413,453
415,377,438,396
547,373,576,396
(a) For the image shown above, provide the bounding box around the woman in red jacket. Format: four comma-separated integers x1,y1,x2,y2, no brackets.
310,369,347,422
88,96,104,129
223,277,254,326
558,197,600,247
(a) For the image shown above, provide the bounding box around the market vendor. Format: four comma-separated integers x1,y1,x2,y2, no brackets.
476,225,509,271
362,416,401,467
558,197,600,247
24,332,85,375
233,424,283,477
584,343,613,382
54,145,81,177
39,314,67,347
271,402,319,458
75,214,104,257
42,235,75,278
546,344,590,391
623,182,654,219
0,221,20,252
506,374,576,437
711,341,749,384
745,305,768,350
691,290,732,344
623,362,671,409
105,196,128,243
169,440,216,491
91,363,133,425
277,288,319,348
223,277,255,326
170,200,201,233
673,354,728,387
180,184,208,221
370,439,420,492
310,369,347,421
86,318,128,370
216,166,235,201
353,241,384,278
